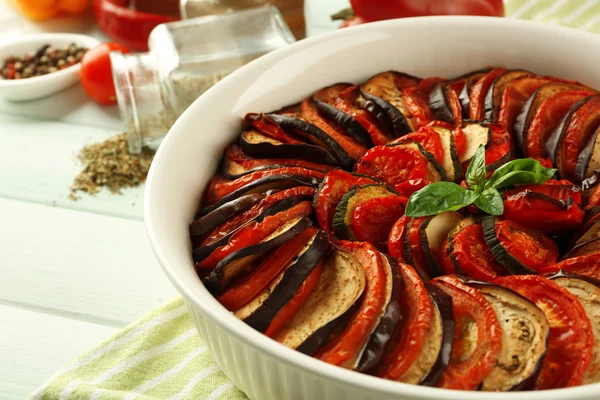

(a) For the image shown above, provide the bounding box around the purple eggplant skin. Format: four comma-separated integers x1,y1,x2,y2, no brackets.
419,283,455,387
203,217,313,294
359,89,412,138
575,127,600,183
429,83,455,124
355,255,403,373
545,96,593,165
238,130,339,166
456,69,490,119
313,100,372,147
483,69,531,124
192,195,312,263
243,230,329,333
266,113,355,169
196,174,322,219
190,193,265,237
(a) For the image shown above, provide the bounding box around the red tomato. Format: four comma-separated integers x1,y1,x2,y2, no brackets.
80,42,129,105
390,127,445,166
451,223,506,281
540,253,600,280
350,0,504,22
388,215,410,262
352,196,407,250
407,217,430,277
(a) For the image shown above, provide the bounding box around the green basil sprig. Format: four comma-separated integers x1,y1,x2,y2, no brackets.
405,145,557,217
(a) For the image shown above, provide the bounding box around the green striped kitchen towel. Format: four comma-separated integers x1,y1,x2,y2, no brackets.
29,298,247,400
28,2,600,399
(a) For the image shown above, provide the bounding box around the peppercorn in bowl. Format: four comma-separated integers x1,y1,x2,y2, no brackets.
0,33,99,101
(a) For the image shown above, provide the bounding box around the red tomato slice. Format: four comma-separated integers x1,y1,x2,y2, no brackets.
439,237,456,275
403,78,446,129
205,167,325,204
264,261,323,338
494,275,593,389
424,121,466,158
432,276,502,390
445,85,463,125
352,196,407,250
378,263,435,381
495,219,559,272
197,201,313,270
390,127,445,165
217,227,318,310
484,125,511,169
451,223,506,281
317,241,388,368
245,113,304,144
540,253,600,280
314,169,377,240
524,90,595,161
201,187,316,247
388,215,410,262
469,68,507,120
355,146,432,197
407,217,430,278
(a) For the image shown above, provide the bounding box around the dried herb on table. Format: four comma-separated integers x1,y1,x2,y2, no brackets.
70,133,155,200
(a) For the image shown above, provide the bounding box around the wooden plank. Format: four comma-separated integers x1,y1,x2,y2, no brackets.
0,197,178,326
0,305,116,400
0,114,144,220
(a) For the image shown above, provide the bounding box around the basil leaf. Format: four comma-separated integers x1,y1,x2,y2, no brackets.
405,182,478,217
466,145,487,188
474,188,504,216
486,158,557,189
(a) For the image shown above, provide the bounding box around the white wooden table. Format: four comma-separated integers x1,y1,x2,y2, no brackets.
0,0,348,398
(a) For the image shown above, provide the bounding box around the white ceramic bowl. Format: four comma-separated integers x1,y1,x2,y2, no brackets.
0,33,100,102
145,16,600,400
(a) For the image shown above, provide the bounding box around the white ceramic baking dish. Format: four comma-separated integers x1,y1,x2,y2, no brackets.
145,16,600,400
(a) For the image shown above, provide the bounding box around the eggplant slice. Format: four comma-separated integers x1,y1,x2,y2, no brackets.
576,126,600,182
467,280,549,391
429,124,463,182
429,82,455,124
457,69,489,119
237,230,329,333
190,192,265,237
238,129,339,166
483,69,532,124
275,247,366,355
549,272,600,384
203,217,313,293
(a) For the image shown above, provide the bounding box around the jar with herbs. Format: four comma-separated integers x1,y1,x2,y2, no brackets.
110,5,296,154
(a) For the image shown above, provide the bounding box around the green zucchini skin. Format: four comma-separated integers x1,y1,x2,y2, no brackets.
480,216,535,275
332,183,398,240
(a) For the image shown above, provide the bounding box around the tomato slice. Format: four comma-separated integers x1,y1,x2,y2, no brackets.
540,253,600,280
524,90,595,162
201,187,315,247
406,217,430,278
378,262,435,381
355,146,432,197
451,223,506,281
335,85,393,145
314,169,377,240
445,85,463,125
390,127,445,165
197,201,313,270
439,237,456,275
469,68,507,120
217,227,318,310
245,113,304,144
557,95,600,181
388,215,410,262
403,77,446,129
205,167,325,204
494,275,593,389
224,144,335,174
352,196,407,250
264,261,323,338
301,98,369,161
484,125,511,169
431,276,502,390
317,241,388,368
496,219,559,272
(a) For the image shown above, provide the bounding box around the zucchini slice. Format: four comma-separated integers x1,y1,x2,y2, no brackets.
332,184,398,240
203,216,313,293
549,272,600,384
459,121,491,165
238,129,338,166
467,280,549,391
360,71,421,137
236,230,329,333
429,125,463,182
420,211,462,277
275,247,366,355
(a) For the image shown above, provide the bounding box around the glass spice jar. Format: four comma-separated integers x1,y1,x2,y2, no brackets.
110,5,296,154
181,0,305,39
